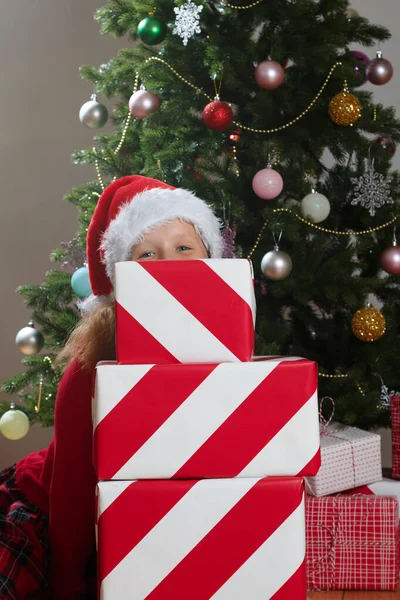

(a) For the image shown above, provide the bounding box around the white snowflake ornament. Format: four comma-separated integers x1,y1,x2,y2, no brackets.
173,0,203,46
347,160,393,217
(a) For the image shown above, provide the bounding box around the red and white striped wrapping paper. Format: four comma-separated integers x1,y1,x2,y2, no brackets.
390,395,400,479
114,259,256,365
92,357,320,480
305,422,382,497
97,477,306,600
306,494,399,591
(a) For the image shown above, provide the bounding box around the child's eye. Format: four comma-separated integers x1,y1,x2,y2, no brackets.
177,245,191,251
139,251,155,259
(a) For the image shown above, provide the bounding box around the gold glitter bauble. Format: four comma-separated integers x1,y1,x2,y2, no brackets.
351,306,386,342
329,91,361,126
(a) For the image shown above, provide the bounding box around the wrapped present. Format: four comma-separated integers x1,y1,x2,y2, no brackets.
342,476,400,516
306,494,399,591
93,357,320,480
97,477,306,600
305,400,382,496
390,395,400,479
115,259,256,364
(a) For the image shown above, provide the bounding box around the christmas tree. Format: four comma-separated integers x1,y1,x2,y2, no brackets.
1,0,399,434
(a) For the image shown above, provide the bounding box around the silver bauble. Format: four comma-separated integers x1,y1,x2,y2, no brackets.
79,94,109,129
0,403,30,440
261,246,292,280
15,321,44,355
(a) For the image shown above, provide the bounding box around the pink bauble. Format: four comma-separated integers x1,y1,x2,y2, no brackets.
128,90,160,119
380,244,400,275
254,60,285,90
252,168,284,200
367,52,394,85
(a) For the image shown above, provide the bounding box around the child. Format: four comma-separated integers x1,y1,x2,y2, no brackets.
0,175,223,599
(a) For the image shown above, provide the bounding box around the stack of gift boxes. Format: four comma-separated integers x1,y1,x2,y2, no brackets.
304,398,400,591
92,259,322,599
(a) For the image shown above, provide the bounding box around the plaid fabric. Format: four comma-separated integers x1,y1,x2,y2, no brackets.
306,494,399,591
391,395,400,479
0,464,50,600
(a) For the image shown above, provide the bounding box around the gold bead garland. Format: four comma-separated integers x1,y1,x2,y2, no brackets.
218,0,265,8
247,211,399,258
135,57,342,134
34,356,60,414
319,372,366,396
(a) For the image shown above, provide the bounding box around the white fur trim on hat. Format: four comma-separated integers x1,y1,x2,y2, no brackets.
101,187,223,287
77,293,114,315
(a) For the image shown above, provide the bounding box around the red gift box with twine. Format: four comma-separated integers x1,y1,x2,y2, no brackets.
306,493,399,591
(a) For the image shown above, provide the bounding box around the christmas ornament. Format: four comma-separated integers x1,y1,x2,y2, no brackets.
15,321,44,356
254,60,285,90
229,129,242,144
367,51,394,86
71,266,92,298
202,99,233,131
129,89,160,119
346,8,359,18
261,242,292,281
301,190,331,223
59,238,87,272
79,94,108,129
173,0,203,46
347,160,393,217
328,83,361,126
351,306,386,342
0,403,30,441
137,16,167,45
349,50,370,87
221,222,237,259
373,135,396,158
252,168,283,200
380,231,400,275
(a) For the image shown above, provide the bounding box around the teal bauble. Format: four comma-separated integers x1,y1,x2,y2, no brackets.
71,267,92,298
137,16,167,45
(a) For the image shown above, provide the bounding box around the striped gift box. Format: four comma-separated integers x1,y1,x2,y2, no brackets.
306,494,399,591
92,357,320,481
97,477,306,600
114,259,256,365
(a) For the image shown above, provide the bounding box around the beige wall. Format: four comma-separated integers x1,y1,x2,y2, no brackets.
0,1,399,468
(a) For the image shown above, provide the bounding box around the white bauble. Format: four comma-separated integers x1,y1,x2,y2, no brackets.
0,404,30,440
301,191,331,223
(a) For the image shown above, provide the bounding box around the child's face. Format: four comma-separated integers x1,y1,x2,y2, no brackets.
130,219,208,262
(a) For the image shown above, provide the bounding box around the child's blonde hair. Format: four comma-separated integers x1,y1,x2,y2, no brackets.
56,304,116,371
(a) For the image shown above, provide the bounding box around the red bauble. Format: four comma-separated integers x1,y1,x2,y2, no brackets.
229,128,242,143
202,100,234,131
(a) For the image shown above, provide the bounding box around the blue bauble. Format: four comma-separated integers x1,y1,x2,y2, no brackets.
71,267,92,297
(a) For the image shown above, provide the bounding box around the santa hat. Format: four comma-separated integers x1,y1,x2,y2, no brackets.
80,175,222,313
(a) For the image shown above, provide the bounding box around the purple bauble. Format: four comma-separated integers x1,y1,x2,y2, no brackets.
373,135,397,158
129,90,160,119
349,50,370,86
252,168,284,200
380,244,400,275
254,60,285,90
367,51,394,85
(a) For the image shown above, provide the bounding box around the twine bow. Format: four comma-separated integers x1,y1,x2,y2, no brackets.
318,397,358,489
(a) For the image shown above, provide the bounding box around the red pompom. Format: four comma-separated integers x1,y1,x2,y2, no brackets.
202,100,234,131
